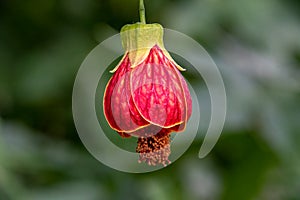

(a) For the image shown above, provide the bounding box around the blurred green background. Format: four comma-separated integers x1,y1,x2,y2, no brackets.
1,0,300,199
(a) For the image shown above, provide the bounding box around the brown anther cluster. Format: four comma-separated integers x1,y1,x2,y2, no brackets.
136,132,171,166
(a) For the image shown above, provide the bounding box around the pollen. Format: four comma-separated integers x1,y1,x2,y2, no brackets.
136,132,171,166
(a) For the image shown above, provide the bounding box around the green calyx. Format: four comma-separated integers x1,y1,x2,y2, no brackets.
111,23,164,72
120,23,164,52
120,23,162,32
110,23,186,72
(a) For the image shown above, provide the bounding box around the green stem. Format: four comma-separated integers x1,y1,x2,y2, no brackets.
139,0,146,24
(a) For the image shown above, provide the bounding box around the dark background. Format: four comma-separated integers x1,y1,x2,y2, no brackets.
0,0,300,199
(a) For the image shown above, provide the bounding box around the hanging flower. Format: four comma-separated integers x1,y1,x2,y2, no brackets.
103,23,192,166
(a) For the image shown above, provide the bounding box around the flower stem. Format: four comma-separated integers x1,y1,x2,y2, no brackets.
139,0,146,24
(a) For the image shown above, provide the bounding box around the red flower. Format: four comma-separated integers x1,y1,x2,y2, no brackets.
103,23,192,166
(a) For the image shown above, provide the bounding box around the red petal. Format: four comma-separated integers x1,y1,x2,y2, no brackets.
127,124,173,137
124,123,185,138
176,67,192,120
103,54,150,132
130,45,192,128
117,132,132,138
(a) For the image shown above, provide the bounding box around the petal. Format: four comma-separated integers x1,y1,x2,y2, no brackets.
103,53,150,132
130,45,190,128
175,64,192,120
160,47,193,129
117,132,131,138
126,124,173,137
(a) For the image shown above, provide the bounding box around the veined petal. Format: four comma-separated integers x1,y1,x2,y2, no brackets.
130,45,190,128
159,46,192,130
172,60,192,121
103,54,150,133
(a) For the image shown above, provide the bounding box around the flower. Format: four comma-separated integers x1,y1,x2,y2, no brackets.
103,23,192,166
